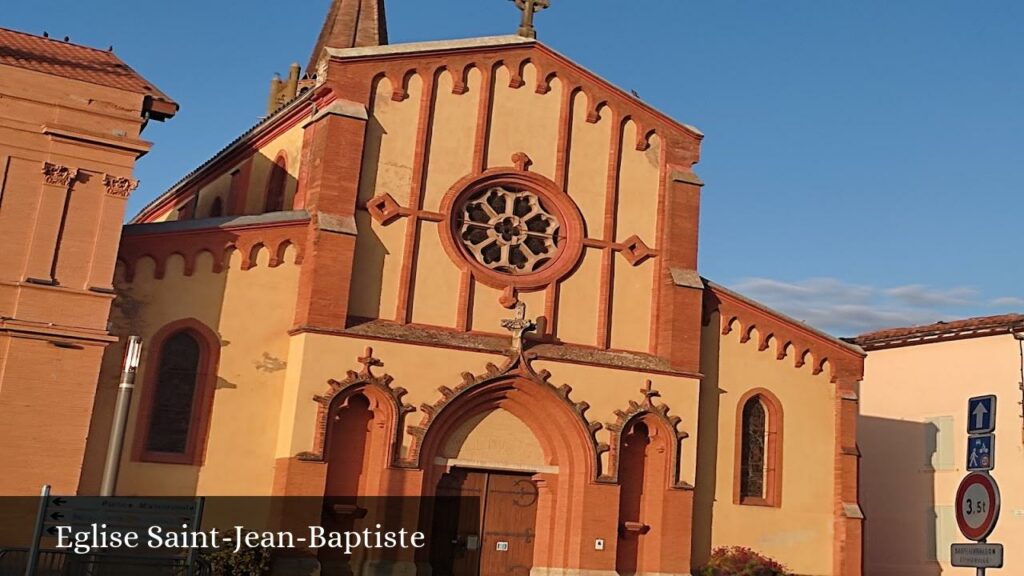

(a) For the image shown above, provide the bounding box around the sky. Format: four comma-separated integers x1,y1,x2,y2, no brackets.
6,1,1023,336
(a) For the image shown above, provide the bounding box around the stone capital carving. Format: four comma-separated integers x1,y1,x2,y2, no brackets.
41,163,78,188
103,174,139,198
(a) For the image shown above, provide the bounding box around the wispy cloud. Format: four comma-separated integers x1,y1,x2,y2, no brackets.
884,285,977,307
991,296,1024,308
728,277,1019,337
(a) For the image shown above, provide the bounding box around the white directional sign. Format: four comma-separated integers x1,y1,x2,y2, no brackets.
952,543,1004,568
955,472,1001,542
38,495,201,540
968,395,997,435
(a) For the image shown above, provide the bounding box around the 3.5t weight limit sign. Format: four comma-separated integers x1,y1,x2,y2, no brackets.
956,472,1001,542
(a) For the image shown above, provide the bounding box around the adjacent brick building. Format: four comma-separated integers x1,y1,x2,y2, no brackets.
0,28,175,495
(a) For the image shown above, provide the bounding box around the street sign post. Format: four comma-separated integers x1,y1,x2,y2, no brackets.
952,544,1004,569
955,472,1000,542
955,394,1002,575
967,435,995,472
27,489,204,576
967,395,996,435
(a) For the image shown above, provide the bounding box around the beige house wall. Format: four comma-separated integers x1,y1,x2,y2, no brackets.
860,334,1024,576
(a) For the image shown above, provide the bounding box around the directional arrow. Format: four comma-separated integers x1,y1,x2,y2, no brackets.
49,512,64,521
973,403,989,430
50,497,68,507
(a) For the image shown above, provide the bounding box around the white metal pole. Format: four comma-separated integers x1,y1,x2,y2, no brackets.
99,336,143,497
25,484,49,576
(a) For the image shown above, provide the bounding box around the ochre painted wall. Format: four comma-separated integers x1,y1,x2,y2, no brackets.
696,313,838,575
860,335,1024,576
347,61,665,353
80,247,301,496
273,332,698,482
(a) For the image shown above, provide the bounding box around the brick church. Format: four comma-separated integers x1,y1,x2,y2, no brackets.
1,2,865,574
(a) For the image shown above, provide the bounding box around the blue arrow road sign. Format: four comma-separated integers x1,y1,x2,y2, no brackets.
967,434,995,471
967,395,996,435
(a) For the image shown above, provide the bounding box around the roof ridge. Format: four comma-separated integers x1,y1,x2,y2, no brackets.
853,312,1024,349
130,88,318,223
703,278,865,356
0,26,118,56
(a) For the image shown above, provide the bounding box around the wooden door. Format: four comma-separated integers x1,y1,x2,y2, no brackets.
431,470,486,576
479,472,539,576
429,470,539,576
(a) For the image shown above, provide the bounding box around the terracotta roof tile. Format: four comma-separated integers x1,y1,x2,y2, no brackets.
0,27,175,114
852,313,1024,350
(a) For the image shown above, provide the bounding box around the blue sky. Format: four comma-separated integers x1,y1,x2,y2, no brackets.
6,1,1022,335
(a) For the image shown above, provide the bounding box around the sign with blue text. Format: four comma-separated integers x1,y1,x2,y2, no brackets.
967,435,995,472
968,395,996,435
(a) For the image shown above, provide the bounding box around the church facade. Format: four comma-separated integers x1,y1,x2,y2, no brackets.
75,2,865,574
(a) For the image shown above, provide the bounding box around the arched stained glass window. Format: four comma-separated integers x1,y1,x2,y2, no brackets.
263,155,288,213
736,389,783,507
740,397,767,500
145,331,201,454
208,197,224,218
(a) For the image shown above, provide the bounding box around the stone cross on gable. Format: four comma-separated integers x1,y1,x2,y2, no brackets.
511,0,551,39
501,301,537,352
641,380,661,407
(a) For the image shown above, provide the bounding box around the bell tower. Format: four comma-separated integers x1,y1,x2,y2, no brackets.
308,0,388,73
268,0,388,114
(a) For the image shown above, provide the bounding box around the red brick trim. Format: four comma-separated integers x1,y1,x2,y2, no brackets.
133,89,335,223
705,284,864,383
834,374,863,576
297,347,414,463
602,380,690,489
131,318,221,466
437,169,586,292
733,388,783,508
263,151,289,213
404,350,602,480
394,72,438,323
596,113,624,349
228,158,253,216
117,219,307,282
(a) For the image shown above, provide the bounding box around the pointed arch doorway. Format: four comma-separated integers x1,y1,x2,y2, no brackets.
427,407,551,576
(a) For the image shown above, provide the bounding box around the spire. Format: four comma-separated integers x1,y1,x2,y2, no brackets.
308,0,388,73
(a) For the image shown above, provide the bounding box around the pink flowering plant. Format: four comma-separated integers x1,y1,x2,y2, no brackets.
699,546,791,576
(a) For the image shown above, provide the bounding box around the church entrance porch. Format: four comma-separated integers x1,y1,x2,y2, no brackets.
276,344,696,576
431,469,539,576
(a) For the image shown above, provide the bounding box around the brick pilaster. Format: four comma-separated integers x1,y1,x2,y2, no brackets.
652,144,704,374
834,369,864,576
292,100,369,330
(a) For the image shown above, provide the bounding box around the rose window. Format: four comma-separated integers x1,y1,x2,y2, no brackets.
457,187,562,275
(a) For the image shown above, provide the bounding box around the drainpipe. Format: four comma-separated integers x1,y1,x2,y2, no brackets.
99,336,143,497
1014,330,1024,445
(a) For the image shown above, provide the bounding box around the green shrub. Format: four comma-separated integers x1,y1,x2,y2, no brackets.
203,538,272,576
699,546,790,576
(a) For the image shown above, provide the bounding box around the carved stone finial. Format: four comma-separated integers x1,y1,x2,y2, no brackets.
103,174,140,198
511,0,550,39
512,152,532,172
641,379,661,407
358,346,384,377
42,163,78,187
501,301,536,352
